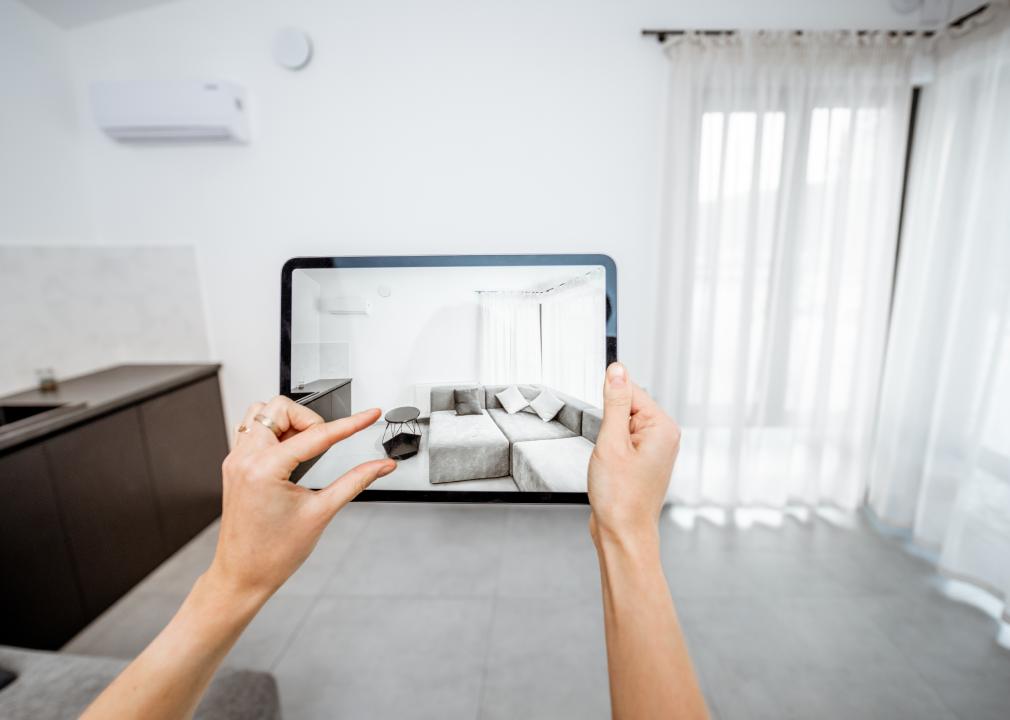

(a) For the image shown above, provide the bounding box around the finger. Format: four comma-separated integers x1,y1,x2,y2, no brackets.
599,362,633,445
278,408,383,463
263,395,325,441
286,401,324,432
317,458,397,516
239,397,293,449
235,402,266,446
629,383,664,425
629,384,680,448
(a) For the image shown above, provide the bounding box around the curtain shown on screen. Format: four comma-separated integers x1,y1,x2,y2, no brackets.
478,293,542,385
541,277,606,406
653,33,916,507
869,17,1010,638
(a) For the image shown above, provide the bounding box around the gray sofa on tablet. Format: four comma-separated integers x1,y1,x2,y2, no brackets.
427,384,602,490
511,407,601,492
428,385,510,483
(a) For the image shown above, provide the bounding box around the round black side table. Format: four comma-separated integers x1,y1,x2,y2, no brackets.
382,406,421,460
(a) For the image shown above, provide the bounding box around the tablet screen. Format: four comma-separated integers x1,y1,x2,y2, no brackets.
281,255,616,502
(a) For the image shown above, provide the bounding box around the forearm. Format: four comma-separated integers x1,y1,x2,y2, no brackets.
595,526,708,720
82,570,268,720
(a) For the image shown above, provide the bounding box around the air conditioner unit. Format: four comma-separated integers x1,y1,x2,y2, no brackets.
319,296,372,316
90,80,249,142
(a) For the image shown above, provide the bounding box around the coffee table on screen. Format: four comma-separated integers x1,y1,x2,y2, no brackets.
381,406,421,460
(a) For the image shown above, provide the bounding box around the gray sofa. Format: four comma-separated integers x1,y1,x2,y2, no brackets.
428,384,602,491
428,385,510,483
0,646,281,719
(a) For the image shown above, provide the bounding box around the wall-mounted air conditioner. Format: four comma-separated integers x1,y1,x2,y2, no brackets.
319,296,372,316
90,80,249,142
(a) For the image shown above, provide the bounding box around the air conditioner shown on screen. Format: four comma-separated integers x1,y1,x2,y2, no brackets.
90,80,249,142
319,296,372,316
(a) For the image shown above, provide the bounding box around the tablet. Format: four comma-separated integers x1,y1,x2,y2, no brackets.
280,254,616,502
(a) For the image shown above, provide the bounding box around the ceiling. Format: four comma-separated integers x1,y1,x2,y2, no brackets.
18,0,179,28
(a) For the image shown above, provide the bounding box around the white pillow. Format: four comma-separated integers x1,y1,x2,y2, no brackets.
496,385,530,415
530,389,564,422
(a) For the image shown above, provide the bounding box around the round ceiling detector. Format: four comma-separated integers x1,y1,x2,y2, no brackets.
273,28,313,70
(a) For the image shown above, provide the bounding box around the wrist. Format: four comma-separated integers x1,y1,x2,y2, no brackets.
198,564,273,617
591,514,660,561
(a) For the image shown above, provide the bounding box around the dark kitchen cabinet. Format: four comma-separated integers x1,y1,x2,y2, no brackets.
0,445,85,649
0,364,227,649
139,376,226,550
303,382,351,425
289,380,352,483
44,408,168,620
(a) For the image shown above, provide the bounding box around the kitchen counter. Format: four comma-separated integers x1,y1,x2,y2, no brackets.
291,377,351,403
0,364,221,454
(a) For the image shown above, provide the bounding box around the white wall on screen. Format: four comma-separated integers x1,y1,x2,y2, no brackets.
292,265,601,412
290,270,321,386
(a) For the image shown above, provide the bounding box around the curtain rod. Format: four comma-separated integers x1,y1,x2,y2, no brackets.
474,269,602,295
640,1,990,43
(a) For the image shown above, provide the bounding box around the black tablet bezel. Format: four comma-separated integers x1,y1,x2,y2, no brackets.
280,254,617,504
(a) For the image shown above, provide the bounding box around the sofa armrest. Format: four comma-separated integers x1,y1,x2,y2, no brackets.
582,408,602,444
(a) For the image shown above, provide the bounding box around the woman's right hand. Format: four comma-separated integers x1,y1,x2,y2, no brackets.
210,397,396,603
587,362,681,547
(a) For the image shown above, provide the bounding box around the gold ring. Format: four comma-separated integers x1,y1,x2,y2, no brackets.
236,424,250,434
254,413,282,438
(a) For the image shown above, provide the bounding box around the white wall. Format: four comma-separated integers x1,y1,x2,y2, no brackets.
0,245,210,395
0,0,89,243
5,0,939,427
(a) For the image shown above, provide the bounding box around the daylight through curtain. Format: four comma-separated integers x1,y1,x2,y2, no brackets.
477,292,542,386
653,32,918,507
541,278,606,406
869,13,1010,640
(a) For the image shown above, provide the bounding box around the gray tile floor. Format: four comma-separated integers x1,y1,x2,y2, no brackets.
64,504,1010,720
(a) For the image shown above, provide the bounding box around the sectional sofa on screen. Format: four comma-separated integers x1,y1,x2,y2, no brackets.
428,384,602,492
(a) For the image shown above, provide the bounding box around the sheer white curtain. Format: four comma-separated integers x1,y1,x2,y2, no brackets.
478,292,542,385
869,15,1010,636
541,276,606,406
653,33,917,507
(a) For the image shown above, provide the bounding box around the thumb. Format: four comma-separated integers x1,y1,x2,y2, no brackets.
317,458,396,516
599,362,633,443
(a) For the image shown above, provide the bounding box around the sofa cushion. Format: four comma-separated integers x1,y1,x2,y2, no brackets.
512,436,593,492
430,385,484,413
487,408,576,444
453,387,483,415
0,646,281,720
484,384,539,410
495,385,530,414
529,389,564,422
428,410,509,483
